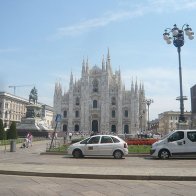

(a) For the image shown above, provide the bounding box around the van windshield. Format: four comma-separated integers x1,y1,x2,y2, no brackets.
161,131,174,140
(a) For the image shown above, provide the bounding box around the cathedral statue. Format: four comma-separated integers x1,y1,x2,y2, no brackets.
29,87,38,104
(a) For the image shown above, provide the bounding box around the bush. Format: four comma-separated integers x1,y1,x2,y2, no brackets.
0,119,6,140
6,122,17,140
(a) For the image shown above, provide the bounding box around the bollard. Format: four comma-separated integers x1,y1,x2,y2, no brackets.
10,140,16,152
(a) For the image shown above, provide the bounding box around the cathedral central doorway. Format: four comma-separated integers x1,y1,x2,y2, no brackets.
92,120,98,133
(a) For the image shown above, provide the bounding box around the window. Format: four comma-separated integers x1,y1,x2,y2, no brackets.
63,110,67,118
124,110,128,117
63,124,67,132
88,136,100,144
111,137,120,143
93,100,98,108
111,125,116,133
168,131,184,142
187,132,196,142
93,79,98,92
111,97,116,105
75,124,79,132
112,110,115,118
76,97,80,105
80,137,90,144
124,125,129,134
75,111,79,118
101,136,113,143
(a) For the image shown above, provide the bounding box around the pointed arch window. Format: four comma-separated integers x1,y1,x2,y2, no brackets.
93,79,99,92
124,125,129,134
111,125,116,133
75,111,79,118
63,124,67,132
75,124,79,132
93,100,98,108
63,110,67,118
76,97,80,105
124,110,128,117
112,110,115,118
111,97,116,105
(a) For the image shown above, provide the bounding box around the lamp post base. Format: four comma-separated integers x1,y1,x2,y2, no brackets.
176,122,189,130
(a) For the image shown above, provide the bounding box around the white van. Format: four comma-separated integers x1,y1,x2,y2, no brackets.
150,130,196,159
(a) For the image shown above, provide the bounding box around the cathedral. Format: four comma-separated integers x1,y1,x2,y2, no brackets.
53,50,147,136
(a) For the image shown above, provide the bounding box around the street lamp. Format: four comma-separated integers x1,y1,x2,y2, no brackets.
145,99,153,131
163,24,194,123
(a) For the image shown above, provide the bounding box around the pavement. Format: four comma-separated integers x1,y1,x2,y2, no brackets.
0,139,196,181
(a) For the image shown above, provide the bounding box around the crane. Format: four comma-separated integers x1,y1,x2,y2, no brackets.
8,85,34,95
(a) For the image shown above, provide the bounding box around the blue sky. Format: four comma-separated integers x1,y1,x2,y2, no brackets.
0,0,196,120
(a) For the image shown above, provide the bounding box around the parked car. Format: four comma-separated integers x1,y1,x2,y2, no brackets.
150,130,196,159
68,135,128,159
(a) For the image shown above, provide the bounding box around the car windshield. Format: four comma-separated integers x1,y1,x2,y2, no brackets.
80,137,90,144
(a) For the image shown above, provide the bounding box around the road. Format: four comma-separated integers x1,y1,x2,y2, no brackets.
1,140,196,195
0,174,196,196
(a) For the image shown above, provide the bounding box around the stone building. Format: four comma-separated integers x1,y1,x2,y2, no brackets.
53,50,147,136
191,84,196,129
158,111,191,135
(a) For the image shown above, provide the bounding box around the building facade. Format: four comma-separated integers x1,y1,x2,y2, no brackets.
158,111,191,135
53,51,147,135
191,84,196,129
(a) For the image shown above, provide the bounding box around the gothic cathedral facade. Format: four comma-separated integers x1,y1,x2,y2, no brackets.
53,50,147,136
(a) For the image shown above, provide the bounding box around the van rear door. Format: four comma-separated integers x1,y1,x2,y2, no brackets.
185,131,196,155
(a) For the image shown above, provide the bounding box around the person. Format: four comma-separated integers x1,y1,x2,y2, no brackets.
26,132,33,147
69,132,73,140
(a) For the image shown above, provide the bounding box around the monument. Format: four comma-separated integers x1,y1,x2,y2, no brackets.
17,87,52,136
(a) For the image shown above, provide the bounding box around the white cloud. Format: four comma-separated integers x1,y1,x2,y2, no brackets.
49,0,196,39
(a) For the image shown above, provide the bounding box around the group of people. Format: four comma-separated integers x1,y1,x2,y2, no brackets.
21,132,33,148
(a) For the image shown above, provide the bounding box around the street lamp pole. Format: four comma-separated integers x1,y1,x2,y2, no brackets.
145,99,153,131
163,24,194,123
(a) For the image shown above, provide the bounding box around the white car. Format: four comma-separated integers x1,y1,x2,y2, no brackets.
68,135,128,159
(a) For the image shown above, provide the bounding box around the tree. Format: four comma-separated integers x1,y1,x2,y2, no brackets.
0,119,6,140
6,121,17,140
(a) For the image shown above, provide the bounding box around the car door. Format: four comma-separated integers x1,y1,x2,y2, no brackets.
99,136,114,155
84,136,100,156
167,131,186,155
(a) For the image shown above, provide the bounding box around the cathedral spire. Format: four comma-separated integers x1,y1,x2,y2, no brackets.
102,55,105,71
135,78,138,94
69,72,73,88
106,48,112,73
82,57,85,74
86,57,89,73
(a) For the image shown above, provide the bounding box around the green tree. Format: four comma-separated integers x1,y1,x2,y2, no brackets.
7,121,17,140
0,119,6,140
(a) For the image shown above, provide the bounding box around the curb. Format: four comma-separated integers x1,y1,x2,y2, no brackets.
0,170,195,181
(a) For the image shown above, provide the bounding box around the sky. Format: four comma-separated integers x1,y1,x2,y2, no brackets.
0,0,196,120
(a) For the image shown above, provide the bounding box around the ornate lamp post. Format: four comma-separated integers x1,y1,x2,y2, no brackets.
145,99,153,131
163,24,194,123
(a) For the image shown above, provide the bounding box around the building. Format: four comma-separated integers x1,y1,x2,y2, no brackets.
0,92,28,129
0,91,53,130
158,111,191,135
191,84,196,129
53,50,147,135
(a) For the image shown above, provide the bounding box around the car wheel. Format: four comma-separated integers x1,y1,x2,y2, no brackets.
113,150,123,159
158,149,170,159
73,149,83,158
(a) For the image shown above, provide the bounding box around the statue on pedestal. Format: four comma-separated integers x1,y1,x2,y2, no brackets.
29,87,38,104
